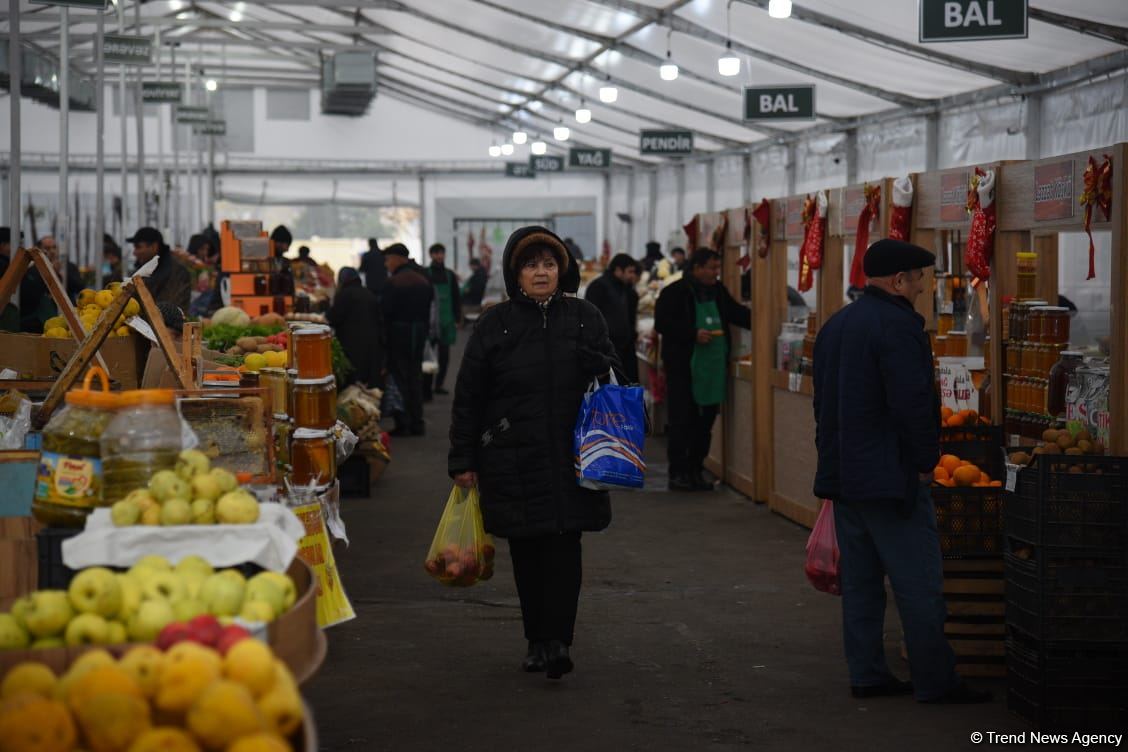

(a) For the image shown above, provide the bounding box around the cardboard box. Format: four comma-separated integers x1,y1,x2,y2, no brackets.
0,331,148,389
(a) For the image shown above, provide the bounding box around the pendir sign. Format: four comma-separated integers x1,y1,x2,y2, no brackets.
640,130,693,156
919,0,1027,42
743,86,815,121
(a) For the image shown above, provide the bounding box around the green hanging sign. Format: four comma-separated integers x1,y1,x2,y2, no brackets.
175,106,210,124
142,82,184,103
919,0,1027,42
505,162,536,179
28,0,108,8
103,34,152,66
568,148,612,169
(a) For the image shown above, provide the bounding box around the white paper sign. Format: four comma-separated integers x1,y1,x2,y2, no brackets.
937,358,982,413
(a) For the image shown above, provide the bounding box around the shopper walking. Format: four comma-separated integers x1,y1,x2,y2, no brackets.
424,243,462,399
382,243,433,437
128,227,191,313
670,247,687,272
360,238,388,301
642,240,663,273
655,249,750,492
812,238,990,705
585,253,640,383
461,257,488,307
328,267,384,390
448,226,619,680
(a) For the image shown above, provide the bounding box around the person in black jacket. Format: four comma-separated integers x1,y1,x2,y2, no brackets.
655,248,750,492
585,253,640,382
642,240,663,272
19,234,84,332
128,227,191,313
383,243,433,436
461,258,487,306
813,239,989,705
360,237,388,301
423,243,462,400
328,267,384,389
448,225,618,680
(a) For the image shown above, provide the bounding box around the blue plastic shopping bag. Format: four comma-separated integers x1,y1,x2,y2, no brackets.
574,371,646,490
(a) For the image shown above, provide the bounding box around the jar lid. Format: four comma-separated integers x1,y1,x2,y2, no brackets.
1015,252,1037,260
293,375,335,386
292,428,333,440
1061,351,1084,357
948,329,967,335
120,389,176,407
291,325,330,336
1039,306,1068,312
272,413,292,422
935,335,949,340
260,367,288,377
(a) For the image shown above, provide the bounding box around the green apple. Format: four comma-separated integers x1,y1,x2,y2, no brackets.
175,555,214,579
189,473,223,503
159,497,193,526
64,613,110,646
244,577,285,617
30,637,64,649
125,489,159,515
106,621,128,644
140,506,161,526
110,499,141,527
141,571,187,603
238,600,276,623
191,498,216,525
23,591,74,638
218,569,247,586
181,573,206,600
68,567,124,618
216,490,260,524
9,595,33,630
175,449,212,480
127,599,175,642
134,554,172,572
209,467,238,494
149,469,190,502
200,572,246,617
117,574,142,619
256,572,297,611
0,613,30,649
172,599,209,621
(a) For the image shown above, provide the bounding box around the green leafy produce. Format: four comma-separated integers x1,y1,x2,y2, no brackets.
332,338,353,384
203,323,283,353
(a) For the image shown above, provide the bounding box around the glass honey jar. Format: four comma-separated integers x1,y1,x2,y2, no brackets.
947,330,968,357
1040,306,1071,345
259,368,290,418
290,428,336,488
292,375,337,430
293,324,333,379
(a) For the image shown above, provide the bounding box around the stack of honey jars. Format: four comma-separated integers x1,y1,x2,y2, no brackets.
285,323,338,490
1003,300,1072,441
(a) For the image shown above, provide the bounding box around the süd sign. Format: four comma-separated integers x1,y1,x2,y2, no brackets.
920,0,1027,42
530,155,564,173
743,86,815,121
569,148,611,169
640,130,693,156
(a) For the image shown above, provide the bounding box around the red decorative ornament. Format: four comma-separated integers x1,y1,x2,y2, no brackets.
752,198,771,258
683,217,699,251
798,192,827,293
600,239,612,266
709,214,728,252
1079,154,1113,280
888,175,913,241
849,183,882,289
964,167,996,282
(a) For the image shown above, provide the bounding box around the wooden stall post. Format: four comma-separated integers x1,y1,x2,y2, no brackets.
751,201,783,505
720,206,756,500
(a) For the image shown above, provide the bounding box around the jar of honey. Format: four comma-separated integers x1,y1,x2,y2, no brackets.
1016,251,1038,300
1027,307,1045,343
934,336,949,357
290,428,336,488
293,325,333,379
1020,343,1038,378
937,311,955,337
984,336,992,371
259,368,290,418
1006,342,1020,375
1040,306,1071,345
947,330,968,357
293,375,337,430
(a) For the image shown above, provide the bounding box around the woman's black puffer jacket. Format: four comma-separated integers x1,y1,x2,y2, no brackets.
448,227,619,539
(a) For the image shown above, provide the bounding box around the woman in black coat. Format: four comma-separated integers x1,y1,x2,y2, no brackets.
448,226,619,680
327,267,384,389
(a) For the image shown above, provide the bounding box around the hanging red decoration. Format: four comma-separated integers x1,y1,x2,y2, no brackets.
600,239,612,266
709,214,728,252
1079,154,1113,280
848,183,882,289
964,167,996,282
888,175,913,242
683,217,699,251
798,191,827,293
752,198,772,258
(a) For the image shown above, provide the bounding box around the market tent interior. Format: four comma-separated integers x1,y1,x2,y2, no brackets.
2,0,1127,263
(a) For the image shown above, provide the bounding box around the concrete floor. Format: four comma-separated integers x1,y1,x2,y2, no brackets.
304,357,1028,751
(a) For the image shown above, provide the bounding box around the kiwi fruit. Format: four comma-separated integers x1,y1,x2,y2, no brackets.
1042,429,1060,443
1009,452,1031,466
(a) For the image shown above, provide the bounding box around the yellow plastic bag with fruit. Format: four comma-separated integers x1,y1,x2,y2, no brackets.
424,486,495,587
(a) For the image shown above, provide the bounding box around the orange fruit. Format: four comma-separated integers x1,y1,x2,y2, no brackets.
979,472,991,484
941,407,954,422
947,414,966,427
988,481,1002,487
953,465,981,487
940,455,962,475
960,409,978,422
938,479,955,487
980,417,991,425
934,467,950,482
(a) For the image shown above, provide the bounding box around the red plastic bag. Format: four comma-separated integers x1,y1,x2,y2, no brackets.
805,501,841,595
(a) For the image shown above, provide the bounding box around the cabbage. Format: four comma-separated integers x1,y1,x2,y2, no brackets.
211,306,250,328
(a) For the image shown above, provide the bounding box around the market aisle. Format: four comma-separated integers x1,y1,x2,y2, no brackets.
305,347,1024,752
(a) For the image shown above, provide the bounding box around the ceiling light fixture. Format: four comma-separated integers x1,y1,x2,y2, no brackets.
176,10,191,19
718,3,741,77
169,0,184,10
599,72,618,104
768,0,792,19
660,28,679,81
501,143,514,156
512,131,527,145
554,124,570,141
531,140,547,155
229,9,242,21
488,143,501,157
234,1,245,9
575,99,591,124
205,79,218,92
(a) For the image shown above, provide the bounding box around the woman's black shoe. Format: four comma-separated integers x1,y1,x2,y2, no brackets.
545,640,573,680
668,473,695,492
522,642,546,673
691,471,716,491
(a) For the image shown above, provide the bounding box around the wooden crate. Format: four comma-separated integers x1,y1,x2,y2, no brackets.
0,516,41,603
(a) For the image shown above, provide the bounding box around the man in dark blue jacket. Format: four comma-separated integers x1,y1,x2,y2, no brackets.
813,239,989,705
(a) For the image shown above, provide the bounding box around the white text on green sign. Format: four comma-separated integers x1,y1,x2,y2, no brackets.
175,106,210,124
569,148,611,169
640,130,693,156
103,34,152,65
530,155,564,173
919,0,1027,42
743,86,815,121
505,162,535,179
142,82,184,103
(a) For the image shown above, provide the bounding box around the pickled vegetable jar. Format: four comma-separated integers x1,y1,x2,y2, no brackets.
293,324,332,379
290,428,336,488
293,376,337,430
34,368,121,527
273,416,293,468
100,389,183,504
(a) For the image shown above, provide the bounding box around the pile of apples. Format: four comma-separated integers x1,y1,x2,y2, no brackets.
933,454,1003,488
0,555,298,652
424,543,495,587
42,283,139,339
0,630,303,751
111,449,260,527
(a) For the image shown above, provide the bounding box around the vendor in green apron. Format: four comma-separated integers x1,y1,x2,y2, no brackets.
655,248,751,492
424,243,462,400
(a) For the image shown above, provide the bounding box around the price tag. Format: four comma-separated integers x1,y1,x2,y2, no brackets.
788,372,803,393
1006,466,1018,493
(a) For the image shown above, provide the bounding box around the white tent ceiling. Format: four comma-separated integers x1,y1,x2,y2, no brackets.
6,0,1128,166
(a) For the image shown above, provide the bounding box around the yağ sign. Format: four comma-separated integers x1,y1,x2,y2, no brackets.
505,162,536,179
142,82,184,104
919,0,1027,42
530,154,564,173
569,148,612,170
103,34,153,65
743,86,815,121
640,130,693,156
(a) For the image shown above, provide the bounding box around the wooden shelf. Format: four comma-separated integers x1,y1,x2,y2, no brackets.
771,369,814,397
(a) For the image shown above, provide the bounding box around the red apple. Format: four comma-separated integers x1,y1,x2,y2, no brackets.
481,543,495,562
215,624,252,655
424,559,442,576
187,614,223,646
156,622,194,651
445,562,463,580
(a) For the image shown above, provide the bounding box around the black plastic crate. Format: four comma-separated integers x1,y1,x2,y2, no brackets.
1005,550,1128,642
1006,455,1128,551
933,486,1004,558
941,425,1006,478
1006,632,1128,731
36,527,81,589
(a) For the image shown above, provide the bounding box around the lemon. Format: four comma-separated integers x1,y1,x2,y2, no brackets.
263,351,286,368
77,288,97,307
108,281,123,294
43,316,67,332
115,326,130,337
44,327,69,339
242,353,267,372
124,299,140,317
94,290,115,309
